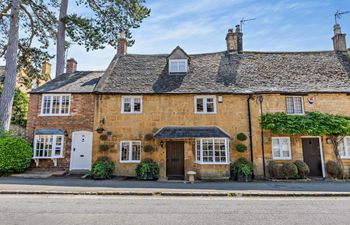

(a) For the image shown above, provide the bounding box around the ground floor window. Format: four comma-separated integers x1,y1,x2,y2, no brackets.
339,136,350,159
120,141,141,163
195,138,229,164
272,137,291,160
33,135,64,158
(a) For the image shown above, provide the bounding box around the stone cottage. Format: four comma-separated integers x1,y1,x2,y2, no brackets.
26,24,350,179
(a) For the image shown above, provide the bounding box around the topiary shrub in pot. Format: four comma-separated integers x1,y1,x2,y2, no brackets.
235,143,247,153
136,159,160,180
236,133,248,141
280,163,298,179
294,160,310,178
0,134,32,176
325,160,342,178
143,145,154,153
267,161,280,178
230,157,253,181
91,156,115,180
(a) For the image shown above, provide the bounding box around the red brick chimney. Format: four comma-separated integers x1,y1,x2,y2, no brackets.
117,32,127,55
66,58,77,73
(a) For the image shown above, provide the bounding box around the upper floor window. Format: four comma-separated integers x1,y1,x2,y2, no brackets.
120,141,141,163
272,137,291,160
285,96,304,115
195,96,216,114
122,96,142,113
195,138,229,164
339,137,350,159
169,59,188,74
33,135,64,158
41,94,71,116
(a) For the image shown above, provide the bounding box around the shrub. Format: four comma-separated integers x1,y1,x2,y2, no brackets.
236,133,248,141
280,163,298,179
0,135,32,176
99,134,108,141
294,160,310,178
136,160,160,180
267,161,280,178
235,143,247,152
99,144,109,151
230,157,253,180
143,145,154,152
326,160,342,178
144,133,154,141
91,156,115,179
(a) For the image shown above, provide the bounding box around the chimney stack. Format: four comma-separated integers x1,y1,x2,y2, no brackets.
332,24,347,51
117,31,127,55
41,62,52,79
225,25,243,53
66,58,77,73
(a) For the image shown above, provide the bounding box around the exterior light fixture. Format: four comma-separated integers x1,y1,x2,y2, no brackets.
160,141,164,148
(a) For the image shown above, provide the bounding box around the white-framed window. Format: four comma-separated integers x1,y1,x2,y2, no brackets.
194,96,216,114
121,96,142,113
33,135,64,158
41,94,71,116
120,141,141,163
195,138,229,164
169,59,188,74
272,137,292,160
285,96,304,115
338,136,350,159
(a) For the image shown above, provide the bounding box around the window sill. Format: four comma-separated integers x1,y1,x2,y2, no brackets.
340,157,350,160
272,158,292,161
120,161,141,163
121,112,142,114
195,161,230,165
194,112,217,114
32,157,64,159
39,114,71,117
286,113,304,116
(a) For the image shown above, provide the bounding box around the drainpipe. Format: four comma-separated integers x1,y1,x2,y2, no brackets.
258,95,266,177
247,95,254,163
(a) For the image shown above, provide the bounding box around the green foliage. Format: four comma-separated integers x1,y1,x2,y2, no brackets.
294,160,310,178
325,160,342,178
99,144,109,151
261,112,350,136
136,159,160,180
0,86,28,127
267,161,280,178
143,145,154,152
235,143,247,153
230,157,253,180
280,163,298,179
0,135,32,176
236,133,248,141
91,156,115,179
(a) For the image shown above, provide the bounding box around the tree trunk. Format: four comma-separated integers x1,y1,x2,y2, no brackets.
55,0,68,77
0,0,21,131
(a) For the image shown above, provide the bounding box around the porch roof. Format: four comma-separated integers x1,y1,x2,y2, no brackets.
34,129,64,135
153,126,230,139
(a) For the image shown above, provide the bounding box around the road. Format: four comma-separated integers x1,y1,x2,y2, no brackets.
0,195,349,225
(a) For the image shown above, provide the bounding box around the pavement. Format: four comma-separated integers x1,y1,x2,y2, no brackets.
0,176,350,196
1,195,349,225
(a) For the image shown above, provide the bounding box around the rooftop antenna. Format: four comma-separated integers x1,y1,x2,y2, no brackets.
240,17,256,32
335,10,350,24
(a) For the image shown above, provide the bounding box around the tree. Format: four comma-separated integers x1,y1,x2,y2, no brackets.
55,0,150,76
0,0,58,131
261,112,350,178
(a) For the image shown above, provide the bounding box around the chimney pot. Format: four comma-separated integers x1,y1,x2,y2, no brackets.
332,24,347,52
66,58,77,73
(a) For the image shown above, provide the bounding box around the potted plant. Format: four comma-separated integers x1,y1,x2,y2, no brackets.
237,163,253,182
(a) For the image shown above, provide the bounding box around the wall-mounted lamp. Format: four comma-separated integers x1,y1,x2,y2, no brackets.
64,130,68,137
326,138,333,144
160,141,164,148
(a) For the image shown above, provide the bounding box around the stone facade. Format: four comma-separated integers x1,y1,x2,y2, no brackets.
26,93,96,169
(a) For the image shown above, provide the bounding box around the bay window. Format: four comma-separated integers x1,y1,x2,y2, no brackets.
33,135,64,158
195,138,229,164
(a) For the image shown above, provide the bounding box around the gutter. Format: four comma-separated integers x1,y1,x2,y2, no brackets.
258,96,266,177
247,95,254,163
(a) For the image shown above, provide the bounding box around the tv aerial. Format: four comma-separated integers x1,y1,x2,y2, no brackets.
335,10,350,24
240,17,256,32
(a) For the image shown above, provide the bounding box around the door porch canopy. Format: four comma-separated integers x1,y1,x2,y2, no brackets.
153,126,231,139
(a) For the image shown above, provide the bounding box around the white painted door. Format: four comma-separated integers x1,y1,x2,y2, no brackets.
70,131,93,170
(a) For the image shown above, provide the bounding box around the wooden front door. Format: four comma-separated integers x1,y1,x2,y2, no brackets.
166,141,184,179
302,138,323,177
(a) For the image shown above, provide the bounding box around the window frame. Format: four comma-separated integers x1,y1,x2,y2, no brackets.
194,96,217,114
168,59,188,74
339,136,350,159
285,96,304,115
195,138,230,164
271,137,292,160
40,94,71,116
119,141,142,163
33,134,64,159
121,96,143,114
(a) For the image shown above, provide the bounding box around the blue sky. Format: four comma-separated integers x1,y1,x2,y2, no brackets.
1,0,350,76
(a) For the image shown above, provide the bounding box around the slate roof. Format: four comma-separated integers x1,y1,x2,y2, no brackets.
95,51,350,94
153,126,231,139
0,66,5,83
31,71,104,93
